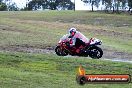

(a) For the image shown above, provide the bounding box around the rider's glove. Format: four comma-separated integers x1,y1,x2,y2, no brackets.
66,41,70,47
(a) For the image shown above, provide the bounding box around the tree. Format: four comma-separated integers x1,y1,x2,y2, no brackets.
52,0,74,10
114,0,128,13
26,0,74,10
121,0,127,10
8,2,18,11
102,0,127,13
0,0,19,11
0,0,7,11
128,0,132,12
81,0,101,11
48,0,57,10
102,0,112,12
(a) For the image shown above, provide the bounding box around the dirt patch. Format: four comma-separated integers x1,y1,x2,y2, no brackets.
102,47,132,61
0,44,55,54
0,24,49,36
0,44,132,62
0,25,32,34
92,29,132,40
16,19,132,39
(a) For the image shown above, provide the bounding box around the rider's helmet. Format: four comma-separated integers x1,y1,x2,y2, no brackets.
69,27,77,37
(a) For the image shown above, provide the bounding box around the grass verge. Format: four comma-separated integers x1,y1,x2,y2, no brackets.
0,52,131,88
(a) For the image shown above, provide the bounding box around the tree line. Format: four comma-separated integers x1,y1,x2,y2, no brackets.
24,0,74,10
0,0,74,11
0,0,19,11
0,0,132,13
82,0,132,13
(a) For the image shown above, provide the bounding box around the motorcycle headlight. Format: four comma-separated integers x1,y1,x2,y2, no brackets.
95,40,102,45
59,40,62,43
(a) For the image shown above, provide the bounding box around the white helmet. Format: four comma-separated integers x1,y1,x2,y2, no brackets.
69,27,77,36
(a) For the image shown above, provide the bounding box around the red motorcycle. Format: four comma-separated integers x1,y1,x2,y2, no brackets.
55,34,103,59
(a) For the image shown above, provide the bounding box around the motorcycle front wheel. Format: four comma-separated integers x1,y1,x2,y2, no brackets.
88,46,103,59
55,46,68,56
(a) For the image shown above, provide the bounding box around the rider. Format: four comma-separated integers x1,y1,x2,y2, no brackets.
68,27,89,54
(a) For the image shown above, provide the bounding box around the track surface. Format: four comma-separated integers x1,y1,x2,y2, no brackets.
0,44,132,63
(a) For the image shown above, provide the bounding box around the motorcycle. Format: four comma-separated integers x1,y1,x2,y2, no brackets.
55,34,103,59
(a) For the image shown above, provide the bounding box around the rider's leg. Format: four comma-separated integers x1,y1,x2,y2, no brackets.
75,38,85,54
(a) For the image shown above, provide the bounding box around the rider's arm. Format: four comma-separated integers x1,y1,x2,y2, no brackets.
69,37,76,46
72,37,76,46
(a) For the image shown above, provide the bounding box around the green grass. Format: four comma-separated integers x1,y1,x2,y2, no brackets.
0,11,132,27
0,11,132,52
0,52,132,88
0,11,132,88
